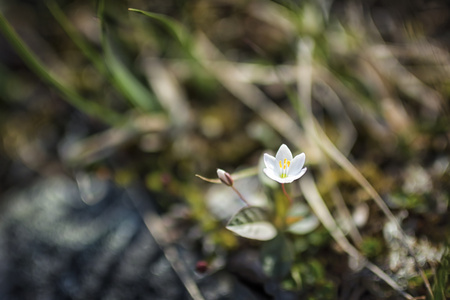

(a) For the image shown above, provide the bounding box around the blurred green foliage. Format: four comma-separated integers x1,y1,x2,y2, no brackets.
0,0,449,299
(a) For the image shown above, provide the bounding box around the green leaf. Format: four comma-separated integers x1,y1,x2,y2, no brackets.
226,207,277,241
286,203,319,235
287,215,319,235
261,233,294,279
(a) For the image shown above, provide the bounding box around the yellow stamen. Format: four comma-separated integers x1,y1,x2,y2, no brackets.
279,158,291,177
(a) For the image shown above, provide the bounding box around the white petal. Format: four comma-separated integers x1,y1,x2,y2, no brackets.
263,153,277,171
276,168,307,184
275,144,293,163
264,168,306,184
288,153,305,176
287,168,307,182
263,168,283,183
277,176,295,184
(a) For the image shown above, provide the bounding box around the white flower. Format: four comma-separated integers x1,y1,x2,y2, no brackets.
263,144,307,184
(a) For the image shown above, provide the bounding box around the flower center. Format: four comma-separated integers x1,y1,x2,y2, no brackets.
279,158,291,178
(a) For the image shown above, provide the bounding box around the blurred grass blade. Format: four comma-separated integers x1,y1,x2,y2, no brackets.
143,58,191,127
296,37,433,299
0,12,123,125
46,0,106,73
128,8,189,48
126,8,312,155
300,174,414,300
98,0,159,112
49,0,159,112
194,174,220,184
195,33,312,155
61,114,168,166
103,36,158,111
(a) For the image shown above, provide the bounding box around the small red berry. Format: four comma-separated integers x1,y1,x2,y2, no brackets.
195,260,208,273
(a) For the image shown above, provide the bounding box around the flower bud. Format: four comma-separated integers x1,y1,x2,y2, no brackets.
217,169,233,186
